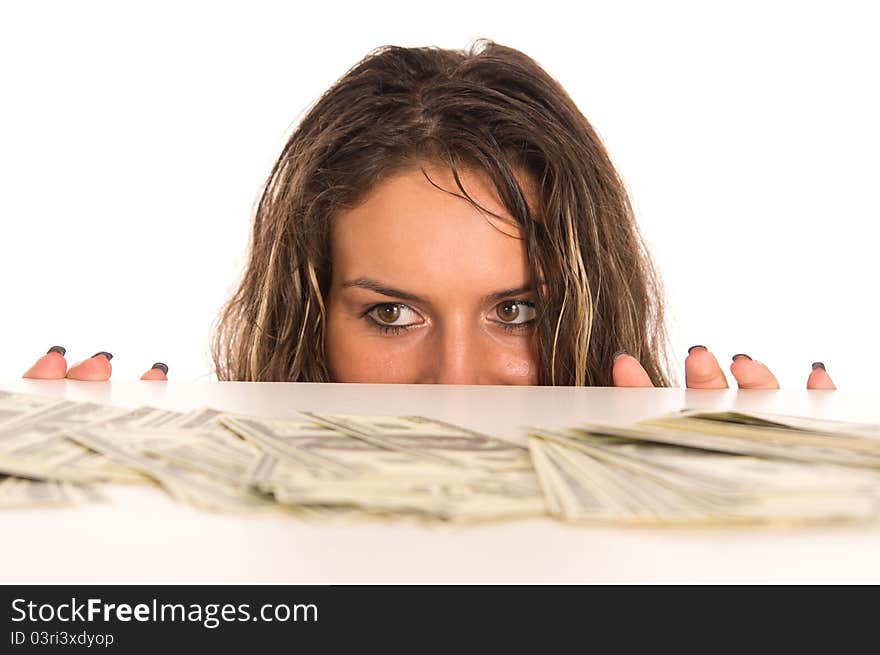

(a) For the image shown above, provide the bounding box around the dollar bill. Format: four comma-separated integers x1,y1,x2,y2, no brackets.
528,415,880,526
0,390,61,426
0,474,104,508
222,413,546,521
0,401,168,483
3,388,880,526
561,418,880,468
299,411,533,472
64,425,274,513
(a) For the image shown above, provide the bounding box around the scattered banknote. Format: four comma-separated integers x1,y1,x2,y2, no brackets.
220,413,546,521
0,389,60,424
0,475,104,508
2,388,880,526
527,408,880,526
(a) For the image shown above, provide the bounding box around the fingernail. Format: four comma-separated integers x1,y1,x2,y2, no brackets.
47,345,66,356
687,345,707,354
612,349,628,361
732,353,752,361
92,351,113,361
151,362,169,375
812,362,826,371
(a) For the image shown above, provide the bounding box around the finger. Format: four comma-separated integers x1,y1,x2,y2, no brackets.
729,353,780,389
66,351,113,381
611,350,654,387
807,362,837,390
140,362,169,381
22,346,69,379
684,345,729,389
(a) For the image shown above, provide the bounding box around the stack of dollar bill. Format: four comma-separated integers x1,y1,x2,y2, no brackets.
2,389,879,526
0,390,543,523
528,410,880,526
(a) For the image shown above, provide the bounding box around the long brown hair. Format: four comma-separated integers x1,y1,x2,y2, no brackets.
211,39,677,387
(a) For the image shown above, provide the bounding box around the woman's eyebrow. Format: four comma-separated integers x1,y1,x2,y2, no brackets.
340,277,543,304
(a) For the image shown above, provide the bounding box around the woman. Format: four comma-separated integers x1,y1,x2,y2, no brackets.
22,40,836,390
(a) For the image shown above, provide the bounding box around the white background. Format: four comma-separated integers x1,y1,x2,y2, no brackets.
1,1,877,388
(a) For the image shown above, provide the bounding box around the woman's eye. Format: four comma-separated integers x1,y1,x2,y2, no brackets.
493,300,536,325
364,300,534,336
366,303,421,327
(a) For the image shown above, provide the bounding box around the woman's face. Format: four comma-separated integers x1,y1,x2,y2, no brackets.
325,163,541,384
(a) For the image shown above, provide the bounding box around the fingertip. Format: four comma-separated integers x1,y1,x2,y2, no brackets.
685,346,730,389
140,370,164,380
729,354,756,374
23,348,68,379
612,352,654,387
140,362,168,381
66,353,112,381
730,356,780,389
807,364,837,390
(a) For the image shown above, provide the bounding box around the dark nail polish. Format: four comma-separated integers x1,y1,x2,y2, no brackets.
688,345,707,354
151,362,169,375
732,353,752,361
812,362,826,371
612,349,628,361
47,345,66,356
92,351,113,361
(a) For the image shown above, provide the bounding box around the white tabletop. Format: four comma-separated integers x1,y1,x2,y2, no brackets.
2,378,880,584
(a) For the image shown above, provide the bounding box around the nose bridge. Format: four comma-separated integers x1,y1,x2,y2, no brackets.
433,314,483,384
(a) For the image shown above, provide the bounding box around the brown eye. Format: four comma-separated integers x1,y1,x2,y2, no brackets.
365,303,422,332
376,304,401,323
496,302,520,322
492,301,536,327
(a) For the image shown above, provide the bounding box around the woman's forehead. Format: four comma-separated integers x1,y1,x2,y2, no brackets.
336,160,538,231
330,164,537,293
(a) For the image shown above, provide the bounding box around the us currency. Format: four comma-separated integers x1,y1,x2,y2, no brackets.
55,407,544,522
84,415,456,522
254,454,546,521
221,413,546,521
298,411,533,472
223,413,489,478
530,434,880,526
562,415,880,469
63,424,274,513
0,474,104,508
0,393,539,519
0,390,62,426
59,405,270,509
0,392,130,501
112,406,274,493
0,393,116,505
668,408,880,439
528,408,880,526
0,400,172,483
7,387,880,527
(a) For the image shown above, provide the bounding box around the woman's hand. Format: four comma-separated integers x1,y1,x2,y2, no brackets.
613,345,836,390
22,346,168,381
